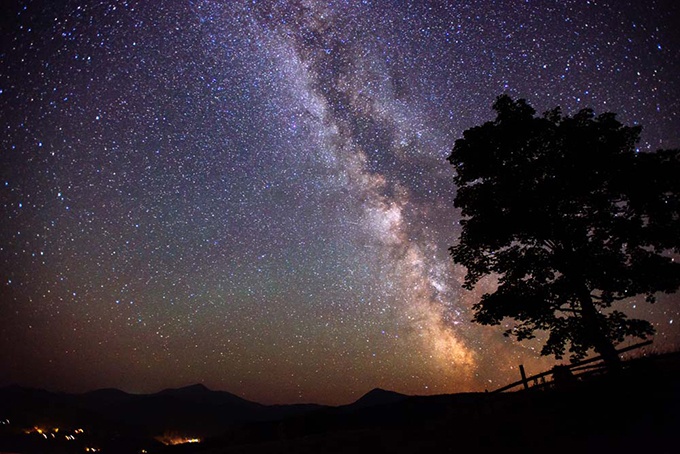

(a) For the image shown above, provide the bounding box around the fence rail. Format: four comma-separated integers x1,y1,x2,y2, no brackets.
492,340,653,393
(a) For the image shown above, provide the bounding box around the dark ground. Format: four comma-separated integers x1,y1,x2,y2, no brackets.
2,353,679,454
172,353,680,454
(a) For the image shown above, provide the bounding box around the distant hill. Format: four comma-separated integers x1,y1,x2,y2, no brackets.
154,384,250,405
342,388,408,410
80,387,135,407
0,383,324,439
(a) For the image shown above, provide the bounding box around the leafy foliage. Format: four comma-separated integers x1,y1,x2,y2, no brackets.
449,95,680,363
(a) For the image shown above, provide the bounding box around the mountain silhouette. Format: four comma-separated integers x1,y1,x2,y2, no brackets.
0,384,323,438
344,388,408,410
154,383,259,408
160,383,211,394
80,388,134,406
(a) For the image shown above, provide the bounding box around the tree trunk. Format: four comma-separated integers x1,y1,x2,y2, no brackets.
578,291,622,372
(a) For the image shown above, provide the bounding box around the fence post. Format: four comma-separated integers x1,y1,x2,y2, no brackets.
519,364,529,390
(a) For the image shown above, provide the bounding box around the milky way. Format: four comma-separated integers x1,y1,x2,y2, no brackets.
1,0,679,404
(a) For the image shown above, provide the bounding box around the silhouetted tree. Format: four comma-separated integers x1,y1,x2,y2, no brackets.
448,95,680,369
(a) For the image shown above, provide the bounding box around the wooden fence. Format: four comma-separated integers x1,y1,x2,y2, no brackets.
492,340,653,393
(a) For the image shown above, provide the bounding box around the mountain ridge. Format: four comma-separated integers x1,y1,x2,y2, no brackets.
343,387,409,410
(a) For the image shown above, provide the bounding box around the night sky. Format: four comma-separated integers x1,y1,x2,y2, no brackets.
1,0,679,405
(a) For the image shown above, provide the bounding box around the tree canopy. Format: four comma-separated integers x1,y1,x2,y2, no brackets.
448,95,680,367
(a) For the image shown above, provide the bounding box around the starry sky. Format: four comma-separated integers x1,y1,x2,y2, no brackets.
1,0,679,405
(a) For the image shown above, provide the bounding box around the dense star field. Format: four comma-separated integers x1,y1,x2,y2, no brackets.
1,0,679,405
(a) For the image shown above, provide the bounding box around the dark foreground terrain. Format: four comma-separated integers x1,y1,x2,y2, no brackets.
2,353,679,454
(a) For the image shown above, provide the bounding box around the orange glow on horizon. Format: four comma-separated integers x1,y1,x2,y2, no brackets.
155,432,202,446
